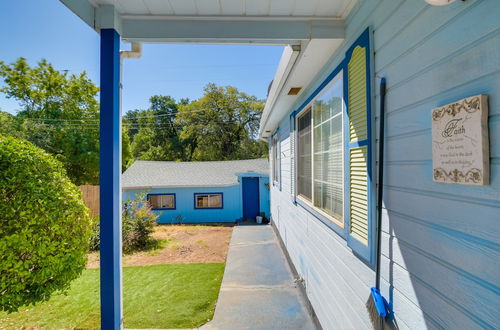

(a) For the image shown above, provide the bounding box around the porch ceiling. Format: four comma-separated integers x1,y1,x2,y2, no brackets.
59,0,356,44
92,0,355,17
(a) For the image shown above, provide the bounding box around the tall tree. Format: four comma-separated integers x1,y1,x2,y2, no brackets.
127,95,186,161
176,83,267,161
0,58,132,184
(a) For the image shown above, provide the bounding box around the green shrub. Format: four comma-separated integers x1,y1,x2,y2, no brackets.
90,193,158,254
123,193,158,253
0,135,91,313
88,217,100,252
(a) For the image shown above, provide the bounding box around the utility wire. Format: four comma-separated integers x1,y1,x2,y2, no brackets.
20,106,260,123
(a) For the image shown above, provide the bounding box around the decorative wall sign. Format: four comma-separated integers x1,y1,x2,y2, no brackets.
432,94,489,186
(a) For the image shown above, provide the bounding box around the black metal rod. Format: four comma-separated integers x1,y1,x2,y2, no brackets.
375,77,386,290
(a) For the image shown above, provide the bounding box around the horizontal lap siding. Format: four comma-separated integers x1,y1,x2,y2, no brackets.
123,185,242,223
269,0,500,329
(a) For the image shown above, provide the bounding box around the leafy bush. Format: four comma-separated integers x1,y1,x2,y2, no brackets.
0,135,91,313
123,193,158,253
88,217,100,252
89,193,158,254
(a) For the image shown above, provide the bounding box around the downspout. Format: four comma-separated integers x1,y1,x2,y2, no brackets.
119,42,142,172
119,42,142,97
120,42,142,59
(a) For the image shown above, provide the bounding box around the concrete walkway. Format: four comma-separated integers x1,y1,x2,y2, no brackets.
201,225,317,330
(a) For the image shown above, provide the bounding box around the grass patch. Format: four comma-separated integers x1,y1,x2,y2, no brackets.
196,239,209,248
0,263,225,329
145,238,171,256
170,243,181,251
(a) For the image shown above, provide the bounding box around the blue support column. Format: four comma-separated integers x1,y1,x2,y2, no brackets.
99,28,122,330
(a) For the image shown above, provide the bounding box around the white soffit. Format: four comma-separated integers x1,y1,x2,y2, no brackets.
88,0,356,18
60,0,356,43
260,38,344,138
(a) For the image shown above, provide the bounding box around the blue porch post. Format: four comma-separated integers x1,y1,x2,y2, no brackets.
99,28,122,330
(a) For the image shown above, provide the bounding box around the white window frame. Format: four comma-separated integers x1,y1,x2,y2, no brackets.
296,107,313,202
272,133,280,186
295,71,345,228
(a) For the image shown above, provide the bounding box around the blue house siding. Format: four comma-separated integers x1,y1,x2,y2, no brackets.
124,185,242,223
270,1,500,329
123,175,271,223
259,176,271,218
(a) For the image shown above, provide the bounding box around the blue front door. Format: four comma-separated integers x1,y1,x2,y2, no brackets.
242,177,260,219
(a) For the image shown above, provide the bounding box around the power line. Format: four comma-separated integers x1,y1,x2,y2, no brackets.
19,109,259,124
24,121,245,128
19,107,247,123
23,118,100,122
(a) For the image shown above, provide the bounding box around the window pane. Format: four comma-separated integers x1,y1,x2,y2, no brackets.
196,196,207,208
209,194,222,208
272,135,280,183
149,194,174,209
313,74,344,221
149,195,161,208
163,195,174,208
297,109,312,200
160,196,167,208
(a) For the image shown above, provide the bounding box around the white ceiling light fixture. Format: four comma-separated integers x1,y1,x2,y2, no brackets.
425,0,457,5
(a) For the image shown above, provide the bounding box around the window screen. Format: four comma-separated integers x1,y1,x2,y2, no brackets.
272,134,280,184
295,72,344,224
148,194,175,209
195,194,223,209
297,109,312,200
313,75,344,220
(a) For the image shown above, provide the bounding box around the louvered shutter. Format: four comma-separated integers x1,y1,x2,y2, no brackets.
345,28,374,262
290,114,296,201
277,130,282,191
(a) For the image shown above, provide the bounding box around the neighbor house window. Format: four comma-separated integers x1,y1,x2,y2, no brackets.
272,133,280,185
194,193,223,209
296,72,344,225
148,194,175,210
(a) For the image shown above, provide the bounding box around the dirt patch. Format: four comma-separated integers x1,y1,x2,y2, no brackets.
87,224,233,268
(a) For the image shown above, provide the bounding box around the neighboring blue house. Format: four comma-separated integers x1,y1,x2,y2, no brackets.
122,159,269,223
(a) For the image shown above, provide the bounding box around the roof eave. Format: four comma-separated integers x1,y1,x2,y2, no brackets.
122,183,240,190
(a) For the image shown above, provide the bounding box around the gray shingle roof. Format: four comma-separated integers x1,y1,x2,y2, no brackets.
122,158,269,189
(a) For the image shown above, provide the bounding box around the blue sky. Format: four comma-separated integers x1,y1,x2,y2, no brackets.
0,1,283,115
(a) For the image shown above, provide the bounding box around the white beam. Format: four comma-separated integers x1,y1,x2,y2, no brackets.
59,1,346,43
96,5,122,33
120,18,345,43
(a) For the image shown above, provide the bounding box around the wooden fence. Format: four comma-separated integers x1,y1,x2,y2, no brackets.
78,185,100,218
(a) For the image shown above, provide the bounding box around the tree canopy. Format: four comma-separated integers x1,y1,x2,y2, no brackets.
125,84,267,162
0,58,268,185
176,83,267,161
126,95,186,161
0,58,132,185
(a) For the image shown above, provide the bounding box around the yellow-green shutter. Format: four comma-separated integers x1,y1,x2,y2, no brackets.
346,29,372,256
349,145,369,244
290,115,295,200
348,46,368,143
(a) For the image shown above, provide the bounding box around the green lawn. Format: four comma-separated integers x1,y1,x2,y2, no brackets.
0,263,225,329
